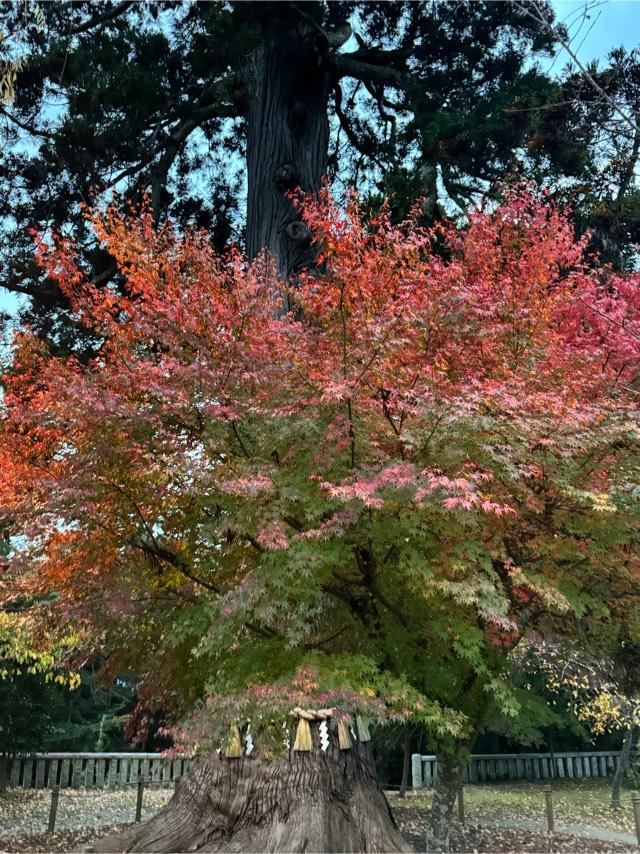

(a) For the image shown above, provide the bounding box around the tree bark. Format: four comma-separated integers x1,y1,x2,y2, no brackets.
93,720,411,853
612,725,637,810
398,725,414,797
0,756,11,793
245,25,330,280
425,754,460,852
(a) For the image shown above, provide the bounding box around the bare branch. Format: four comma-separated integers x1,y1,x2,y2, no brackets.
514,0,640,135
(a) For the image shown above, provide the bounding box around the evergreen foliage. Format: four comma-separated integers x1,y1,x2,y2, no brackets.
0,662,134,754
1,1,639,345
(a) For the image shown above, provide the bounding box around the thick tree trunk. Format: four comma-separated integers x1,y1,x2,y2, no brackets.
612,725,637,809
245,26,330,280
93,720,411,853
425,754,460,852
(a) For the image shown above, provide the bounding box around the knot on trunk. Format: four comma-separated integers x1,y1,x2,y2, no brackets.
284,220,311,242
274,162,300,191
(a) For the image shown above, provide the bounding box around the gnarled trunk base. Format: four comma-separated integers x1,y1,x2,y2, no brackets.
93,727,411,852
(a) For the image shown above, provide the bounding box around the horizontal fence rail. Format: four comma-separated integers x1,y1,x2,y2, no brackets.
412,750,622,788
0,752,192,790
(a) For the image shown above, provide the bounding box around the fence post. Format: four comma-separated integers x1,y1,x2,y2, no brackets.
411,754,423,789
48,784,60,833
174,775,180,794
457,784,465,825
632,793,640,846
544,785,554,833
135,776,144,822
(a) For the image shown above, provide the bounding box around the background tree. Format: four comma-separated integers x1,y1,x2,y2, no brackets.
0,659,134,755
0,0,612,341
2,188,639,851
0,606,78,786
525,46,640,269
517,638,640,809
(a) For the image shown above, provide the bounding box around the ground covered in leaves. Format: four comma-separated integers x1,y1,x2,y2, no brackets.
1,782,638,852
390,779,637,836
0,786,172,850
395,811,636,853
1,817,636,853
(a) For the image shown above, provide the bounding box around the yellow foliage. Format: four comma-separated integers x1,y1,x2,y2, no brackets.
0,611,81,688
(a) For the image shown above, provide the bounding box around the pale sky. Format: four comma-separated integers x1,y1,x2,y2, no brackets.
552,0,640,62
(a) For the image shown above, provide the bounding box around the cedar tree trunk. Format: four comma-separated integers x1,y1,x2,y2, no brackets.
245,25,330,280
425,754,461,852
93,720,411,853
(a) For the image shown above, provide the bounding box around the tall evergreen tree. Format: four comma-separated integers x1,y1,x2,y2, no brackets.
0,662,134,754
2,0,568,341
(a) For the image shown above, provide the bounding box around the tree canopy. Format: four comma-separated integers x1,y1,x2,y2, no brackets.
2,188,639,757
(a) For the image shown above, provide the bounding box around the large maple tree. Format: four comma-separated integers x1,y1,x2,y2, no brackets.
1,189,639,851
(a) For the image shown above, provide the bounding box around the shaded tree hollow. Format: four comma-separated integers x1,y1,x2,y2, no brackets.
93,721,411,853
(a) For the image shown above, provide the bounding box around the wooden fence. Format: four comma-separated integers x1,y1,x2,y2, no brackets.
2,749,623,791
411,750,622,788
0,752,192,790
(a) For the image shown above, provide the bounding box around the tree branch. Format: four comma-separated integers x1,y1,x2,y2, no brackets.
288,3,352,49
0,275,60,304
514,0,640,135
333,82,376,159
0,105,55,139
69,1,135,36
333,54,412,88
130,536,221,594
